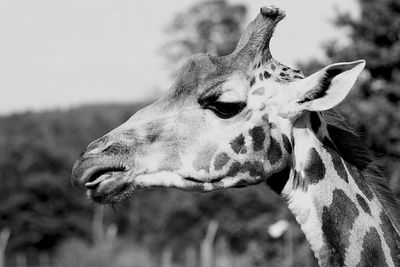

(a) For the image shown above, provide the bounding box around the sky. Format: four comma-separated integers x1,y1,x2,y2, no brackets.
0,0,359,115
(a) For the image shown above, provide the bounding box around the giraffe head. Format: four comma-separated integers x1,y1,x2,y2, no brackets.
71,6,365,203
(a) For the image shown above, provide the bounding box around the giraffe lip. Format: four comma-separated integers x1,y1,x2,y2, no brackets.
84,166,126,190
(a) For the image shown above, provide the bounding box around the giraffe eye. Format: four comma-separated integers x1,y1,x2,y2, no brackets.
203,100,246,119
198,93,246,119
207,101,246,119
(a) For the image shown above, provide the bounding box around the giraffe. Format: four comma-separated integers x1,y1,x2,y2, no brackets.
71,6,400,266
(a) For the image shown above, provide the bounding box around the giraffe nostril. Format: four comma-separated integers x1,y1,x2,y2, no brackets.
85,136,110,156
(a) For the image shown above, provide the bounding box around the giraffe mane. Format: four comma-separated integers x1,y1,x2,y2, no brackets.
321,110,400,233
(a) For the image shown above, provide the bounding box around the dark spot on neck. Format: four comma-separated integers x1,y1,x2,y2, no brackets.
230,134,246,154
323,138,348,183
271,64,276,71
357,227,388,267
282,67,288,71
320,189,359,266
380,212,400,266
249,126,265,152
356,194,371,215
214,152,230,171
266,166,290,194
310,112,321,134
280,72,286,77
344,162,374,200
282,134,292,154
266,137,282,165
259,73,263,81
304,148,326,185
323,137,337,151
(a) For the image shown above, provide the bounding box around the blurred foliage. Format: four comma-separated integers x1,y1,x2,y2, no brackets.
300,0,400,197
0,104,143,251
161,0,247,76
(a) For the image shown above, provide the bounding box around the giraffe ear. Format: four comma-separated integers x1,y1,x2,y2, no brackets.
282,60,366,117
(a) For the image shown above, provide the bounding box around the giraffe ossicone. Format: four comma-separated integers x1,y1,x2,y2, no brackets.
71,6,400,267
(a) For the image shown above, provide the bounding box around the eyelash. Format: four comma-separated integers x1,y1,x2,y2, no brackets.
198,95,246,119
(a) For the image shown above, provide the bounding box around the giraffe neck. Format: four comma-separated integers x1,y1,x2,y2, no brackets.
281,112,400,267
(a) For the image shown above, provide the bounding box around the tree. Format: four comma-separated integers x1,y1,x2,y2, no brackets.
161,0,247,76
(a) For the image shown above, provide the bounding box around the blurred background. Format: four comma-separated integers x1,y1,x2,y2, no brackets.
1,0,400,266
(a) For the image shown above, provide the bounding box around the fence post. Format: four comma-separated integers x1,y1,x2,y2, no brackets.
0,228,10,267
200,220,218,267
92,205,105,245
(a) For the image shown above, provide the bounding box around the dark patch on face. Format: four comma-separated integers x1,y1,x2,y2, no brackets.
344,162,374,200
282,67,288,71
380,212,400,266
267,137,282,165
259,73,263,81
226,161,241,177
271,64,276,71
160,152,183,171
303,148,326,185
266,166,290,194
249,126,265,152
320,189,359,267
252,87,265,96
310,112,321,134
264,71,271,79
250,76,256,87
241,160,265,177
282,134,292,154
279,72,286,77
193,143,218,172
323,139,348,183
262,114,269,122
357,227,388,267
356,194,371,215
230,134,246,154
257,61,261,68
269,122,277,129
145,120,164,143
214,152,230,171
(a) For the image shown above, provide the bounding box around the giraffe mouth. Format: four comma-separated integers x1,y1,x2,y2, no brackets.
72,160,132,203
84,166,126,190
